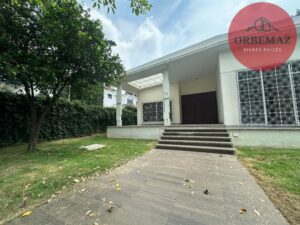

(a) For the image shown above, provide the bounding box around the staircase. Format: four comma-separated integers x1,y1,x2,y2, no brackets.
156,127,235,155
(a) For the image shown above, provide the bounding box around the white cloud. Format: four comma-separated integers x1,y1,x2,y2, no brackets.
89,9,165,69
87,0,297,70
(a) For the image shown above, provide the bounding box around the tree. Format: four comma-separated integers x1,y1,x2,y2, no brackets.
68,80,104,106
296,9,300,16
0,0,124,152
92,0,152,15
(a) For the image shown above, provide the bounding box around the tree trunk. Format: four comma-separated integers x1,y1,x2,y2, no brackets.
27,105,49,152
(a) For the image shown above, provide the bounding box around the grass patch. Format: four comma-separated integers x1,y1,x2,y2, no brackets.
0,134,155,223
237,148,300,225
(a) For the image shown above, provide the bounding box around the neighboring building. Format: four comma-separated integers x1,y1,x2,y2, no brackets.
103,86,137,107
107,16,300,149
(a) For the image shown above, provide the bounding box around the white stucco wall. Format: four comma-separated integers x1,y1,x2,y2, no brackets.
179,75,217,96
218,36,300,126
103,87,137,107
137,82,181,125
136,75,219,125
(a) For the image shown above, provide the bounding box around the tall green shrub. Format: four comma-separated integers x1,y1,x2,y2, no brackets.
0,92,137,146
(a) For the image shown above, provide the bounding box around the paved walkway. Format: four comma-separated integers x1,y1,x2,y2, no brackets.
8,150,288,225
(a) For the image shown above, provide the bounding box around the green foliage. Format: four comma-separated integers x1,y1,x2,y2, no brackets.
70,81,104,106
92,0,152,15
0,0,124,96
0,0,125,150
0,92,137,146
124,105,137,113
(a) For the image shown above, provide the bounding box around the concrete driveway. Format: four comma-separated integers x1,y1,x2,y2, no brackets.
8,149,288,225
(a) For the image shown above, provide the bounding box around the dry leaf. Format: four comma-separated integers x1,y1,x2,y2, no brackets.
73,179,80,183
94,222,99,225
85,210,92,216
253,210,260,216
191,191,197,195
259,199,266,202
22,211,32,217
25,183,31,189
240,208,247,214
115,187,121,192
203,189,209,195
109,178,115,182
185,179,195,183
115,183,121,191
107,205,114,213
101,197,106,202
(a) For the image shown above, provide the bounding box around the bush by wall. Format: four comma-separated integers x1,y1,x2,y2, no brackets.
0,92,137,146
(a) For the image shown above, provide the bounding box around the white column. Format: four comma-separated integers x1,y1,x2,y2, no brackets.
116,83,122,126
162,70,171,126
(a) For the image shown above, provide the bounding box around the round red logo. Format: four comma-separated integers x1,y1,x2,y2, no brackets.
228,2,297,71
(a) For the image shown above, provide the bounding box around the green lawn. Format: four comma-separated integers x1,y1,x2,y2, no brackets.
238,148,300,225
0,135,155,223
237,148,300,196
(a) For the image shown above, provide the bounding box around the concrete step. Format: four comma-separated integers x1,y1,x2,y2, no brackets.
158,139,233,148
162,132,229,137
155,144,235,155
160,135,231,142
164,128,228,133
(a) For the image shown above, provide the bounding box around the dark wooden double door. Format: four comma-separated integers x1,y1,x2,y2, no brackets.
181,91,218,124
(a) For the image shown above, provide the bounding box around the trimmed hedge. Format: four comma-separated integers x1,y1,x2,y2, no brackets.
0,92,137,146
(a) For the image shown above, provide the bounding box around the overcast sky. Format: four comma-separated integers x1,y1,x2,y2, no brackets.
82,0,299,69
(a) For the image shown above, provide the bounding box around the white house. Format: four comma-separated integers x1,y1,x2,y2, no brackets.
103,86,137,107
108,16,300,150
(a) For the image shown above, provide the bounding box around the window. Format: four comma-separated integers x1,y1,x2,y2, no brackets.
107,94,112,99
237,60,300,126
127,98,133,105
143,101,171,122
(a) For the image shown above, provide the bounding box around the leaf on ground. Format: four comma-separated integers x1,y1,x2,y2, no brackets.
115,183,121,191
22,211,32,217
80,188,86,192
191,191,197,195
109,178,115,182
73,179,80,183
107,205,114,213
94,222,99,225
115,187,121,192
101,197,106,202
203,189,209,195
189,184,193,189
85,210,92,216
185,179,195,183
240,208,247,214
253,210,260,216
25,183,31,189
